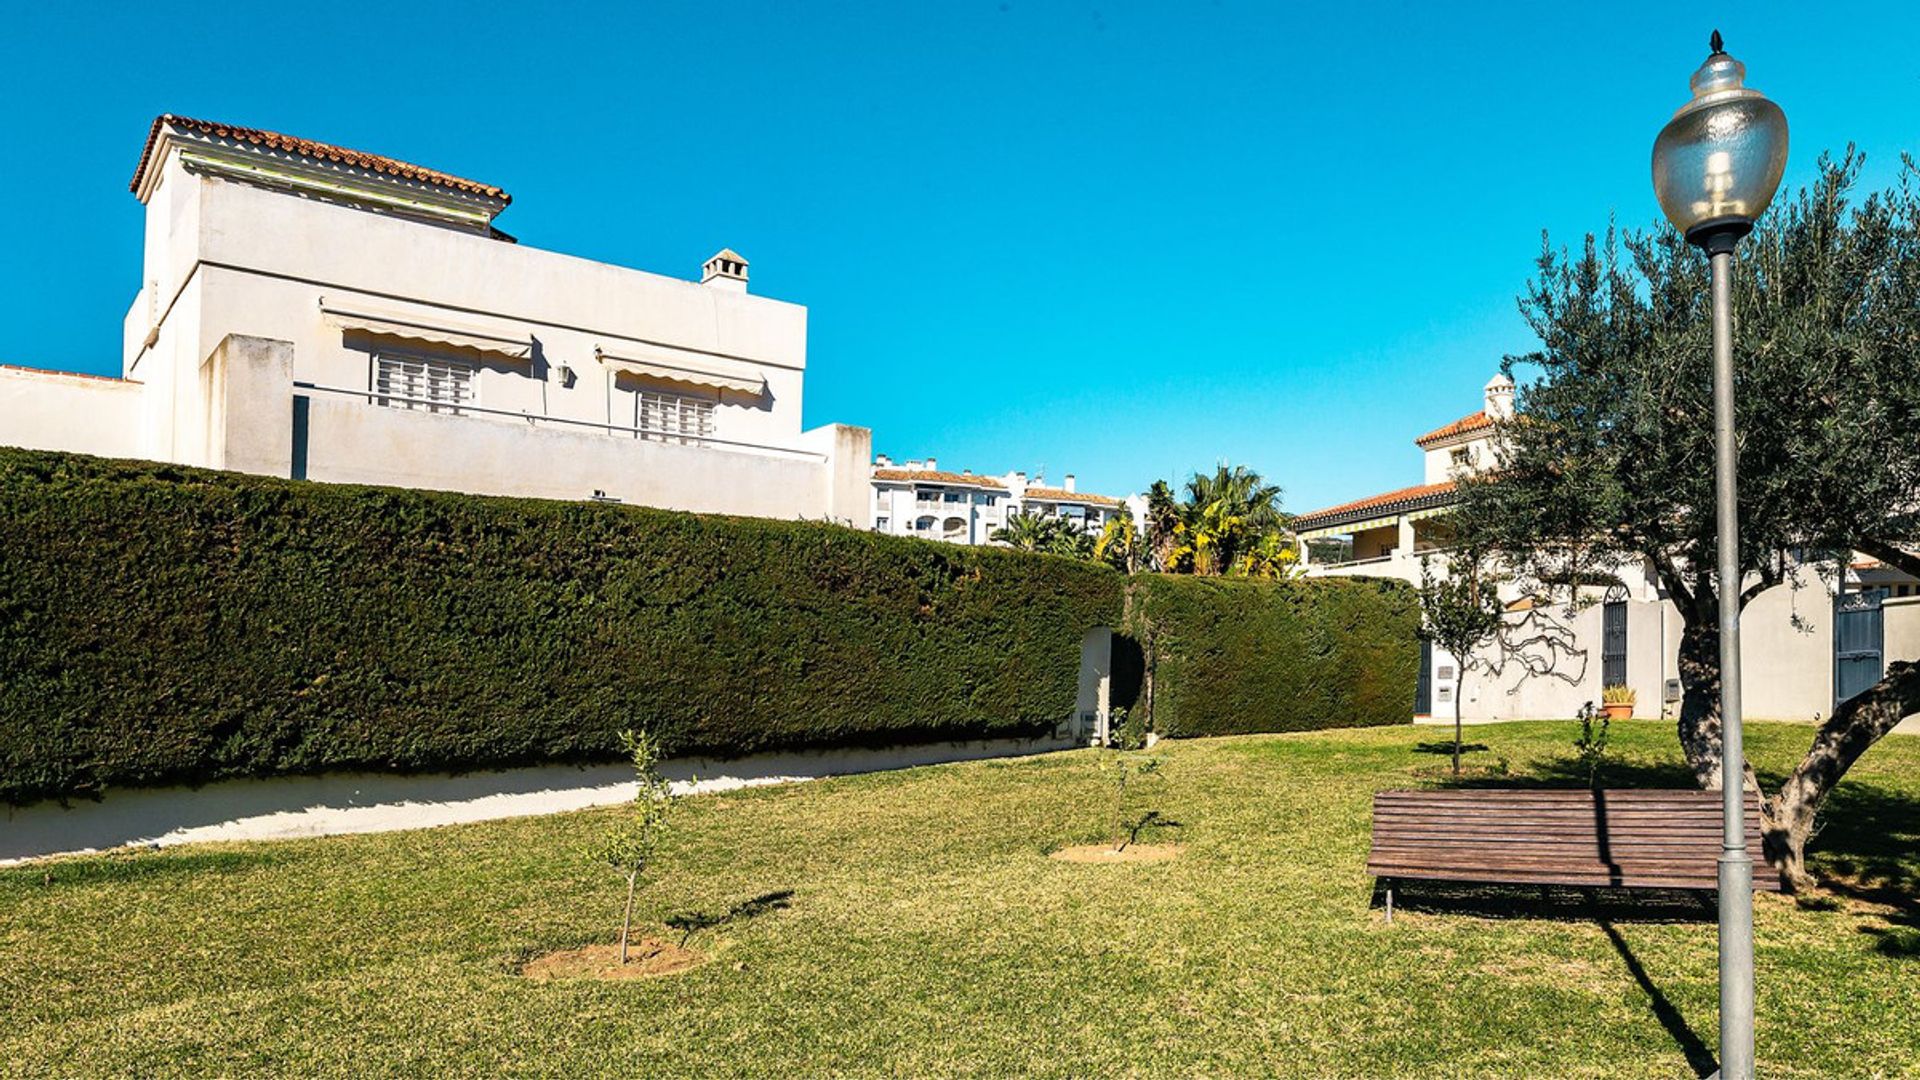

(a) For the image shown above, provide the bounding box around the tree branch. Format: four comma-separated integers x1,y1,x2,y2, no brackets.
1855,537,1920,582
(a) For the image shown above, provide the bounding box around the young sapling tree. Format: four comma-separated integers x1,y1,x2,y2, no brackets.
1100,707,1165,851
591,728,675,964
1417,551,1507,776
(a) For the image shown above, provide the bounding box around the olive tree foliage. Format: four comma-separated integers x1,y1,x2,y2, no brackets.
1457,152,1920,885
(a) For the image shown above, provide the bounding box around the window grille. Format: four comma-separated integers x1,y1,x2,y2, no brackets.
374,352,475,414
634,388,715,444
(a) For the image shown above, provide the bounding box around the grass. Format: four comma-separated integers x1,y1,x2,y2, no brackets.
2,720,1916,1077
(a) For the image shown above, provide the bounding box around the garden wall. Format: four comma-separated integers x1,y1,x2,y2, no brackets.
1122,575,1420,737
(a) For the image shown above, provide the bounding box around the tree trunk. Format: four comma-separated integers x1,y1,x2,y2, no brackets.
1452,674,1465,776
1763,661,1920,887
1674,617,1726,789
619,868,638,964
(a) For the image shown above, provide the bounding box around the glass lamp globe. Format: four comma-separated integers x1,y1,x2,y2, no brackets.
1651,32,1789,248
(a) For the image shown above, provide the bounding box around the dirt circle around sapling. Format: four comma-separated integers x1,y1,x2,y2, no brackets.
521,939,706,981
1049,843,1183,864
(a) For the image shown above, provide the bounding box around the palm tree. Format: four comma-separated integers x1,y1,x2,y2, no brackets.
1143,480,1181,572
1158,464,1297,578
1183,464,1285,532
991,511,1057,552
1093,506,1140,572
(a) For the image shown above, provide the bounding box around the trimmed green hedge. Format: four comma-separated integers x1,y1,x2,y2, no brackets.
1122,574,1420,737
0,449,1421,806
0,449,1122,806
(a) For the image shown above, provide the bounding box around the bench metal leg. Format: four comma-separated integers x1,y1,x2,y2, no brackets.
1384,883,1393,924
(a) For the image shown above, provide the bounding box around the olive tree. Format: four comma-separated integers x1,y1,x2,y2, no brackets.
1458,152,1920,884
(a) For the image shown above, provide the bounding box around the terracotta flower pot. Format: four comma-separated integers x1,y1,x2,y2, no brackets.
1601,702,1634,721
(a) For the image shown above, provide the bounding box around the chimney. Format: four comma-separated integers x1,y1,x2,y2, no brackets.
1484,373,1515,420
1063,474,1077,493
925,457,937,471
875,453,891,467
701,248,749,293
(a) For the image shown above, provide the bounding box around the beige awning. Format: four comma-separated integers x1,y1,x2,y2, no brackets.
322,305,533,360
595,346,766,396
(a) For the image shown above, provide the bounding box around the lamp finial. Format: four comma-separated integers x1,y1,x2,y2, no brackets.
1710,29,1725,55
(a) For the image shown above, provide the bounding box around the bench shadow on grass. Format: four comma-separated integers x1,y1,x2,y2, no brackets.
665,889,795,947
1383,755,1920,1077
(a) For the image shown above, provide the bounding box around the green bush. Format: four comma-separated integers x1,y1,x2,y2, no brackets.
1121,574,1419,737
0,449,1122,806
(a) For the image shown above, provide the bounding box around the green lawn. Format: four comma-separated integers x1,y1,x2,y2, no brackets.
3,721,1916,1077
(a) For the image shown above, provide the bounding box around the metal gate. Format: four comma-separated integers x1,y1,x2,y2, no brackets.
1415,639,1433,715
1834,588,1886,706
1601,592,1628,687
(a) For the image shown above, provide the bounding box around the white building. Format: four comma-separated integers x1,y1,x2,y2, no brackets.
869,456,1127,545
1294,374,1919,724
0,115,871,524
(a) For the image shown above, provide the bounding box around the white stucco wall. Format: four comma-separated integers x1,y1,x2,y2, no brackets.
0,735,1078,865
0,366,144,458
77,148,875,525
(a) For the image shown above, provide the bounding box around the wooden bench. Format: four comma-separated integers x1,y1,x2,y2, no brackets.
1367,789,1780,920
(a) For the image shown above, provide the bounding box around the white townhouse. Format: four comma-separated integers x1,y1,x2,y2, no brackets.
0,115,872,524
1294,374,1920,724
869,457,1127,545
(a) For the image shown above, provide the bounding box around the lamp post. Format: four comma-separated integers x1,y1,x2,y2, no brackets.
1650,31,1788,1080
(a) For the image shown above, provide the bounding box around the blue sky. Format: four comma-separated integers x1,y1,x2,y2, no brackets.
2,3,1913,512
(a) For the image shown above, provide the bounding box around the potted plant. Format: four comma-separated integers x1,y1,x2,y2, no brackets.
1600,684,1635,721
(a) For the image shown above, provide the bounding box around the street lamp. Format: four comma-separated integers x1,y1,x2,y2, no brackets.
1650,30,1787,1080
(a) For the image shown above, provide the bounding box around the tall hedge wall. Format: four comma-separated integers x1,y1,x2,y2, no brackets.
1122,574,1420,737
0,449,1123,806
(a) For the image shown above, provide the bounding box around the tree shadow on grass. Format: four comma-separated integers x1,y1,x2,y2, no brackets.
1799,781,1920,960
1413,740,1490,756
665,889,794,947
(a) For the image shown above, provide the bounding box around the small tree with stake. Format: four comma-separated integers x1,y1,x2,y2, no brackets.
591,729,675,964
1417,551,1507,775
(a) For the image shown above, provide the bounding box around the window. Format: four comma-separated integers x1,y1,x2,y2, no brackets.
875,516,889,531
634,387,715,445
374,352,474,414
1451,447,1472,468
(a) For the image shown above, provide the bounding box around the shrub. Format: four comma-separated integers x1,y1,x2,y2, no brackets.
1121,574,1420,737
0,449,1122,806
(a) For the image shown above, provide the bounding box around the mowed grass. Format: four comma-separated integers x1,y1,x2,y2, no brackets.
2,721,1917,1077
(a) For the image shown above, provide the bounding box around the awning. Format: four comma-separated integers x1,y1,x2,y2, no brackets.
595,346,766,396
321,305,533,360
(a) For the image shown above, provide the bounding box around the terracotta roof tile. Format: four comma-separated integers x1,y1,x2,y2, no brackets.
131,115,510,202
1293,480,1458,530
1414,410,1494,448
1022,487,1124,507
872,468,1009,491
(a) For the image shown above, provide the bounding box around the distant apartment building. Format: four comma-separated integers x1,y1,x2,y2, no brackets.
0,115,871,524
869,456,1127,545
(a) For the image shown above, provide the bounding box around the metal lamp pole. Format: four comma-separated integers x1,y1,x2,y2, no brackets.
1651,32,1788,1080
1707,226,1753,1080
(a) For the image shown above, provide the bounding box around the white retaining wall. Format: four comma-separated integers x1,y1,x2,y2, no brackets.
2,735,1076,865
